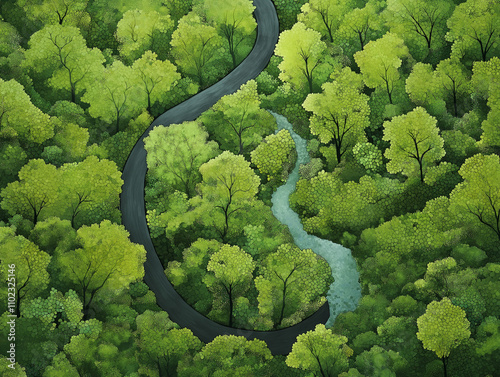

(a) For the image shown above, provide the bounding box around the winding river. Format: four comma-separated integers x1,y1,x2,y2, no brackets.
270,111,361,327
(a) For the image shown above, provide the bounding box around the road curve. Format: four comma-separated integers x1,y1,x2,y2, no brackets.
120,0,329,355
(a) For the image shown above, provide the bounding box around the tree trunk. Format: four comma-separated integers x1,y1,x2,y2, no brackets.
419,159,424,182
441,356,448,377
277,283,287,328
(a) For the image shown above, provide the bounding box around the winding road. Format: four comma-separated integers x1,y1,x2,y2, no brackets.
120,0,329,355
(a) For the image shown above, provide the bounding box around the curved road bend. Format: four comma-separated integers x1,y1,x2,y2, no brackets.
120,0,329,355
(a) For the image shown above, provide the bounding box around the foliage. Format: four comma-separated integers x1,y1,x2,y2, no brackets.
383,107,445,182
178,335,273,377
251,129,295,183
254,243,333,329
303,67,370,164
145,121,219,196
116,9,173,62
449,153,500,242
417,297,471,359
200,80,276,156
286,324,352,377
170,12,226,87
275,22,336,94
23,24,105,103
354,32,410,104
446,0,500,63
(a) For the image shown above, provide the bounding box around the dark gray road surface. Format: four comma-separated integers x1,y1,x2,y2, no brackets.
120,0,329,355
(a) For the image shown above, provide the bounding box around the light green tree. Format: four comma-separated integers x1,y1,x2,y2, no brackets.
435,58,471,116
23,24,105,103
204,244,256,327
449,154,500,242
303,68,370,164
446,0,500,62
116,9,174,62
203,0,256,68
58,156,123,228
81,60,144,133
383,0,454,57
251,129,295,183
202,80,275,155
286,324,353,377
17,0,90,28
275,22,332,93
144,121,219,196
0,227,51,317
131,50,180,113
338,0,384,51
178,335,273,377
297,0,353,43
354,32,410,104
170,13,224,87
135,310,202,376
197,151,260,241
417,298,471,377
1,159,60,225
255,244,333,329
383,107,445,182
0,78,54,144
57,220,146,319
472,57,500,148
0,21,21,57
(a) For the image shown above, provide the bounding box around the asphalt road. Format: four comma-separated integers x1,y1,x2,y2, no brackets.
120,0,330,355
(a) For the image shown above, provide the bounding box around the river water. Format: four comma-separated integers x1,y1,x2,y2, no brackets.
269,111,362,327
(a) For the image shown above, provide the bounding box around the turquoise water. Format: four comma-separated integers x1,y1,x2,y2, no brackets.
269,111,362,327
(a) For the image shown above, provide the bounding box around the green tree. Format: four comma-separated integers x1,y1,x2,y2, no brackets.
58,156,123,228
1,159,60,225
116,9,174,63
471,57,500,149
446,0,500,62
286,324,352,377
0,227,51,317
81,60,143,133
383,0,454,56
131,50,180,113
23,24,105,103
449,154,500,242
255,243,333,329
338,0,384,51
57,220,146,319
0,78,54,145
42,353,79,377
201,80,276,155
170,13,224,87
297,0,353,43
197,151,260,241
435,58,471,116
275,22,332,93
251,129,295,183
204,244,255,327
303,68,370,164
135,310,202,376
417,298,471,377
0,21,21,57
203,0,256,68
178,335,273,377
355,345,407,377
17,0,90,27
144,121,219,196
382,107,445,182
354,32,410,104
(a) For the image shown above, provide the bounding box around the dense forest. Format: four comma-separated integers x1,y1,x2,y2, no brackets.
1,0,499,376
